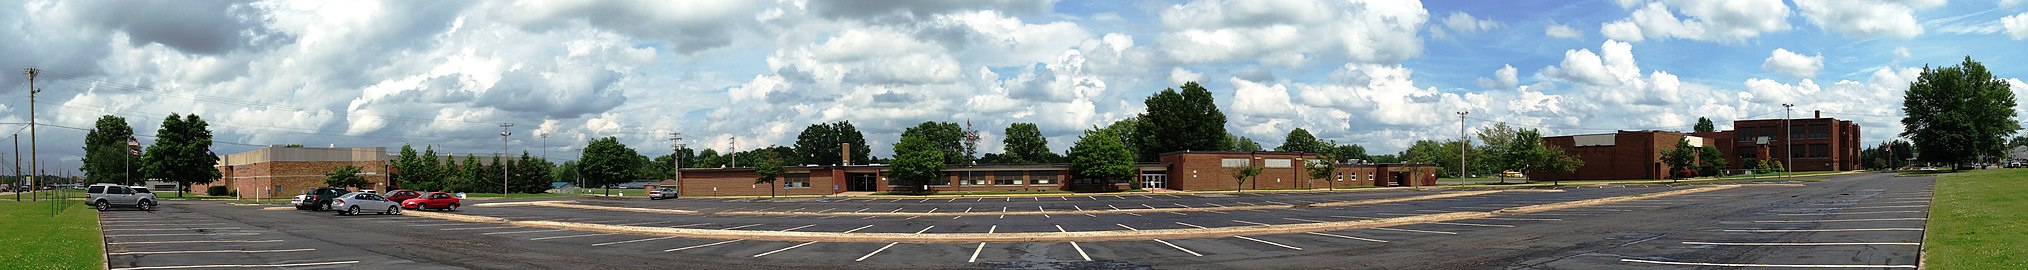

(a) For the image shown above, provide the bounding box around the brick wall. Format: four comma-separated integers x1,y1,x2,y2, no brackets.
195,160,390,198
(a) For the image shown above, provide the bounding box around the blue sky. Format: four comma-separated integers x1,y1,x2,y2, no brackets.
2,0,2026,174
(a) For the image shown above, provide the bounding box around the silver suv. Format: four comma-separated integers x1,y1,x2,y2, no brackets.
86,183,154,211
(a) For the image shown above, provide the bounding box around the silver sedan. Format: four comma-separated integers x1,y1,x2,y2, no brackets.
332,192,403,216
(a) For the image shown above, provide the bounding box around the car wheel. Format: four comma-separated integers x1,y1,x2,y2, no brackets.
322,202,334,211
387,206,401,215
345,206,360,216
95,201,110,211
138,201,153,211
447,203,459,211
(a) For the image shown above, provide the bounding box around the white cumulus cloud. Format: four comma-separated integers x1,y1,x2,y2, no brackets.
1598,0,1792,43
1762,48,1825,79
1794,0,1926,39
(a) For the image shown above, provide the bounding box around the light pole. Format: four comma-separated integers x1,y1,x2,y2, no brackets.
669,132,683,198
1781,104,1793,180
499,123,513,196
1456,111,1468,184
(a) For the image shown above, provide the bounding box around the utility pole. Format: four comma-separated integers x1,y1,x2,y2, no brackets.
25,68,38,202
668,132,683,197
1781,104,1793,180
729,136,737,168
499,123,513,195
12,134,18,201
539,133,549,161
1456,111,1468,184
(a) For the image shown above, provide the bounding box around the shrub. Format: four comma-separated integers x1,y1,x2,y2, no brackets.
205,186,229,196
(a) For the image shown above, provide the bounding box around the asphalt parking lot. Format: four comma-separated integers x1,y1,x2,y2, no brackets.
101,172,1931,269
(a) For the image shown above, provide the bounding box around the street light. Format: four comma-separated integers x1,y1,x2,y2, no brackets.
499,123,514,196
1456,111,1468,184
1782,104,1793,180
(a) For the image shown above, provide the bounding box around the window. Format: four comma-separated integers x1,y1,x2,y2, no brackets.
1029,171,1057,185
1809,144,1830,158
88,186,104,194
1265,159,1292,168
959,173,988,186
785,174,811,188
993,179,1024,185
993,171,1025,185
1220,158,1249,167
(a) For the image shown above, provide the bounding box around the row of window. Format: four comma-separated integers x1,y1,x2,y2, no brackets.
1220,158,1297,168
1733,144,1839,160
1735,125,1834,141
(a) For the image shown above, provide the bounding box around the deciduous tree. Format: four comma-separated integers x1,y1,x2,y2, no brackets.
325,165,368,189
1902,57,2020,168
82,115,139,185
1135,82,1227,161
1069,127,1135,186
141,113,220,197
580,137,641,196
1002,123,1056,163
1694,117,1716,133
889,134,946,191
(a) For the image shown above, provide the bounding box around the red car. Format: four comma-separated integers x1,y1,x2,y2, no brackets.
401,192,461,211
383,190,423,203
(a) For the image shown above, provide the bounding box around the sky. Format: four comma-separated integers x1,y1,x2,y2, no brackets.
3,0,2028,175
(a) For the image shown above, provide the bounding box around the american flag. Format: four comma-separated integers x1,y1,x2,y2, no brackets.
131,149,140,156
128,139,140,146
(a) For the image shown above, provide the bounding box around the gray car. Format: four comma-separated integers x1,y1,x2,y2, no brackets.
331,192,403,216
85,183,154,211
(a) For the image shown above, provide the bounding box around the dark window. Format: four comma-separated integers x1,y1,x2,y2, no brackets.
1810,144,1830,158
89,186,105,194
785,174,810,188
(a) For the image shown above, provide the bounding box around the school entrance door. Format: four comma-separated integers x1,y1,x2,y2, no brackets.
1140,174,1167,189
847,173,879,191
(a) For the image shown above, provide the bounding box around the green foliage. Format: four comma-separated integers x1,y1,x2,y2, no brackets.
141,113,220,197
1771,161,1786,173
82,115,140,185
1329,143,1367,161
1475,122,1518,177
1694,117,1716,133
1223,133,1263,151
1274,128,1326,153
324,165,368,189
1860,140,1917,170
511,151,554,193
1098,117,1143,161
902,121,970,164
579,137,642,191
752,151,785,197
793,121,871,166
889,134,946,188
205,185,229,196
1402,140,1466,177
1699,146,1728,176
1001,123,1058,163
1365,154,1401,163
1306,153,1336,182
1069,127,1136,181
1135,82,1228,161
1231,165,1263,192
1754,159,1771,174
1902,57,2020,166
1506,129,1583,176
1661,139,1699,179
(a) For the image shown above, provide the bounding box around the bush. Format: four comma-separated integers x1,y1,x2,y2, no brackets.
205,186,229,196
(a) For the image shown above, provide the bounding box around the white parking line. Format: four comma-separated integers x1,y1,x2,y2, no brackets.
720,224,763,230
483,229,562,235
1234,236,1302,250
1369,227,1456,235
1116,224,1138,230
528,233,616,240
1431,222,1514,228
592,236,679,246
781,224,816,232
1231,220,1273,226
856,242,898,262
109,248,315,255
108,240,282,245
968,225,996,263
667,223,713,228
103,227,242,231
1753,217,1927,223
1683,241,1920,246
1057,225,1092,261
1330,215,1377,220
753,241,819,257
1304,232,1388,243
1153,239,1203,256
1723,228,1924,233
666,239,743,252
108,261,360,270
1620,258,1915,268
1774,210,1926,216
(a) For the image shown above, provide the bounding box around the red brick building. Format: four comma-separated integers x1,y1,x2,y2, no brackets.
669,151,1438,197
195,147,391,199
1532,113,1860,181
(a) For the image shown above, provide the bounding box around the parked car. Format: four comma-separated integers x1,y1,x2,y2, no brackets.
85,183,154,211
295,187,351,211
383,190,423,203
129,186,159,207
331,192,402,216
648,188,677,200
401,192,462,211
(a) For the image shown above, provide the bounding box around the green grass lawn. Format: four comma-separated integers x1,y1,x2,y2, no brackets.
1924,168,2028,269
0,201,103,269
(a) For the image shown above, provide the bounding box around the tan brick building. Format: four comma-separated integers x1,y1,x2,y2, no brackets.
194,147,391,199
670,151,1438,197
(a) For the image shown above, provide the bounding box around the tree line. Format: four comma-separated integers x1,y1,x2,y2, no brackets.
81,114,219,197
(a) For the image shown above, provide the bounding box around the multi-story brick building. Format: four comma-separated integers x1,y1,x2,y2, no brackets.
196,147,391,199
1532,112,1860,181
668,151,1438,197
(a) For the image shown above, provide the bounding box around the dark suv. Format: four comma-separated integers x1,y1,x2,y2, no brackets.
294,187,350,211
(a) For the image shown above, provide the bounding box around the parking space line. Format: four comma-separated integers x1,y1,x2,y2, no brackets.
890,207,905,213
1305,232,1389,243
927,207,939,213
969,225,996,263
1683,241,1920,246
853,208,869,213
816,207,836,213
1231,220,1273,226
1370,227,1456,234
753,241,820,257
856,242,898,261
1153,239,1203,256
918,199,931,203
1234,236,1302,250
667,223,713,228
1431,222,1515,228
1173,203,1193,208
1282,218,1330,223
109,248,315,255
1039,206,1050,218
592,236,680,246
1753,217,1926,223
720,224,763,230
1773,210,1925,216
1723,228,1923,232
780,224,816,231
108,240,282,245
1141,203,1158,209
616,220,675,226
1619,258,1915,268
666,239,743,252
108,260,360,270
483,229,562,235
1054,225,1092,261
103,227,243,231
530,233,615,240
1107,205,1121,210
1207,203,1226,207
1116,224,1138,230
